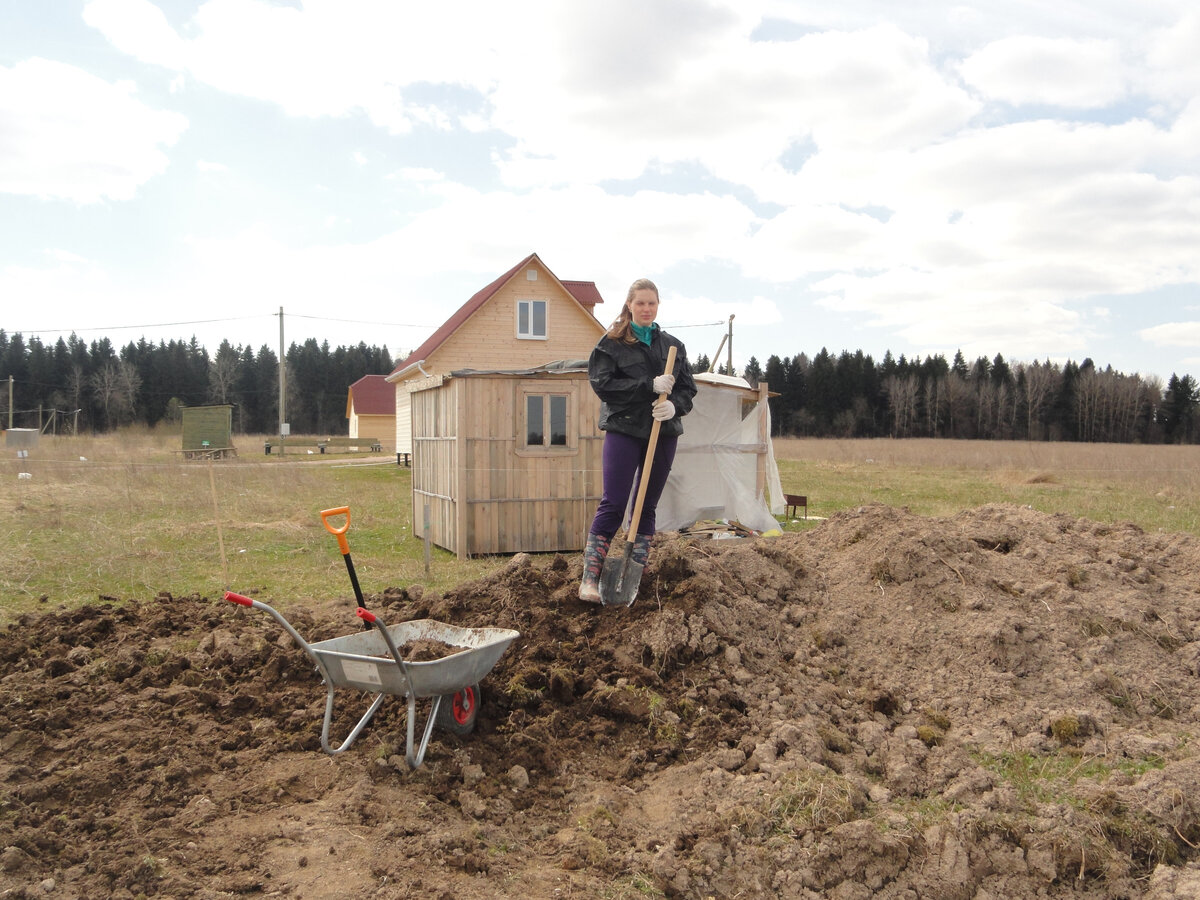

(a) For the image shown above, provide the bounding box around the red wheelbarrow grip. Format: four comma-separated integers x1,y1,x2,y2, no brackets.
224,591,254,607
356,607,376,623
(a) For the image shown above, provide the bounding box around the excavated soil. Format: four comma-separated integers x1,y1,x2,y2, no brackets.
5,503,1200,899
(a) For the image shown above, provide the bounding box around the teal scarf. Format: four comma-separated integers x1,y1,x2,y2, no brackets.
631,322,657,346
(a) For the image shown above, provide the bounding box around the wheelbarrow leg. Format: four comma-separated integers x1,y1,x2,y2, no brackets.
320,682,388,756
407,694,443,769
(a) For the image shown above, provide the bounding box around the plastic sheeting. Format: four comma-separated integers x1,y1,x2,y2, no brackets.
656,373,784,535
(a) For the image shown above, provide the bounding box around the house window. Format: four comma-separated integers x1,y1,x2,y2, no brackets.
525,393,568,448
517,299,547,340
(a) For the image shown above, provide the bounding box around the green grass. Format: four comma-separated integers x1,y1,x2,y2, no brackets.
972,749,1166,808
773,438,1200,538
1,431,502,623
3,431,1198,624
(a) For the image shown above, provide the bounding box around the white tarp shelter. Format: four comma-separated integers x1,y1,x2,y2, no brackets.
657,372,784,534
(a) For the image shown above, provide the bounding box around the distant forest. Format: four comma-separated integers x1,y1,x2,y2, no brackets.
2,330,1197,443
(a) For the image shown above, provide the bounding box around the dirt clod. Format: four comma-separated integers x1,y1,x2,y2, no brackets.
3,503,1200,898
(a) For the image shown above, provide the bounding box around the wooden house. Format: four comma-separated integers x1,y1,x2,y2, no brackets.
409,361,602,558
345,374,395,444
385,253,607,456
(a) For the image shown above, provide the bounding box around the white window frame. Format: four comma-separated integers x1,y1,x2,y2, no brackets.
516,299,548,340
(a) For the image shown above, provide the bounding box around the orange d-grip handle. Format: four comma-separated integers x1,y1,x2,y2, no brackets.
320,506,351,554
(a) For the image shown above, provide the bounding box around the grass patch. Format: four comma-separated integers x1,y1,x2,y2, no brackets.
772,438,1200,537
0,431,508,624
972,749,1165,807
5,431,1199,624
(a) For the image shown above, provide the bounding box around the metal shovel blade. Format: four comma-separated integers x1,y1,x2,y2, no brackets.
599,539,642,607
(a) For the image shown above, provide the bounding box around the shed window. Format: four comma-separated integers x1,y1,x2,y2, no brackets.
525,393,568,447
517,299,547,340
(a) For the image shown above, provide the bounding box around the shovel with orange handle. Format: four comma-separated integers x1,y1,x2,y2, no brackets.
320,506,369,624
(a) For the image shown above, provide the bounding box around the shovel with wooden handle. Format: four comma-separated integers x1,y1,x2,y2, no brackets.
599,345,677,608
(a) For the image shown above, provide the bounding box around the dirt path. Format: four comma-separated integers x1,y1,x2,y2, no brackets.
4,503,1200,898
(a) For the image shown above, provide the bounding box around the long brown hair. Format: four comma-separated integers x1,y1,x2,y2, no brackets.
607,277,658,344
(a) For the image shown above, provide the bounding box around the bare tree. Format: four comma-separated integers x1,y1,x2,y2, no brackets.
1019,360,1058,440
943,372,972,438
116,359,141,423
209,342,241,404
885,374,919,437
89,363,121,429
923,375,944,436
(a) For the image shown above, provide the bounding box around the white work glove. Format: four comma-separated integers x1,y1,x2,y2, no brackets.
651,399,676,421
652,373,675,395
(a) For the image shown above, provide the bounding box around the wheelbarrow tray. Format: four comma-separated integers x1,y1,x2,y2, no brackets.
309,619,520,698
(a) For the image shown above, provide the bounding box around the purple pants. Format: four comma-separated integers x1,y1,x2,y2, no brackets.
589,431,678,540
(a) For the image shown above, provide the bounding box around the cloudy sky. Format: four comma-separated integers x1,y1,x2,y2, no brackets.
2,0,1198,384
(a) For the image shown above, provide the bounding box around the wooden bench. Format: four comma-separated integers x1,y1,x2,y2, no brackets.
176,446,238,460
317,436,382,454
784,493,808,519
264,436,382,454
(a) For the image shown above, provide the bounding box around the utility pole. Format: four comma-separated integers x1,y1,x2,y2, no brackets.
7,375,12,429
278,306,286,455
726,314,735,376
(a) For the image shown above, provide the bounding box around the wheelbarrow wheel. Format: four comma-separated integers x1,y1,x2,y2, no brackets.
436,683,480,736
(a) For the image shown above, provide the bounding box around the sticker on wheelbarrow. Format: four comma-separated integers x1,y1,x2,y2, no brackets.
340,659,383,686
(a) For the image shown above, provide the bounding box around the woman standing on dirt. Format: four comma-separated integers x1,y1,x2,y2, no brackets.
579,278,697,603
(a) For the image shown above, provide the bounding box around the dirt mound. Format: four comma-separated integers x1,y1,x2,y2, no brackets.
4,503,1200,899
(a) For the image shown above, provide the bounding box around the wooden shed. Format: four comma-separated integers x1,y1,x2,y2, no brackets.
179,405,237,459
409,362,601,558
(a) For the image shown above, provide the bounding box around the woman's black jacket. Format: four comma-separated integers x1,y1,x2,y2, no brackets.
588,329,698,440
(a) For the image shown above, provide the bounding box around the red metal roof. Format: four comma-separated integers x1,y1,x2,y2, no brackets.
561,280,604,309
388,253,604,378
346,374,395,417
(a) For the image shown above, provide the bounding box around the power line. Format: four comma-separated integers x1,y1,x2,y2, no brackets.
8,315,271,334
284,313,441,328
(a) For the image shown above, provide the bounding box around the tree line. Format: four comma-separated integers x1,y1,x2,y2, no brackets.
3,330,1197,444
0,331,391,436
692,349,1198,444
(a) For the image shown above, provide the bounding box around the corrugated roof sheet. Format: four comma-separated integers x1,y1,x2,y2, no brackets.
561,280,604,309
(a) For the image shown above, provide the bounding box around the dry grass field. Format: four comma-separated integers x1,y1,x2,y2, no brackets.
773,437,1200,538
2,429,1196,624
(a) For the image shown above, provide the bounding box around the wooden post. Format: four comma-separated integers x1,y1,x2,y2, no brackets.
423,503,431,575
757,381,768,502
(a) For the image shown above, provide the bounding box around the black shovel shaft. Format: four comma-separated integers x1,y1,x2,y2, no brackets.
320,506,369,623
342,552,366,606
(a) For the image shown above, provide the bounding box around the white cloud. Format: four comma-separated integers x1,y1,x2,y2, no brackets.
84,0,508,130
959,36,1128,107
1140,321,1200,346
0,58,187,203
1143,10,1200,103
82,0,189,70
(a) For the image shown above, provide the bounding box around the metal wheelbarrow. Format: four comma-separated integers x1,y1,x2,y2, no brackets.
224,591,520,769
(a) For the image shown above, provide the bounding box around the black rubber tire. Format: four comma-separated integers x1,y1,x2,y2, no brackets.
436,683,480,736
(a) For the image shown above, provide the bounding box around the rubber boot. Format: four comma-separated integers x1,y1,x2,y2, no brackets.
578,533,611,603
631,532,652,567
